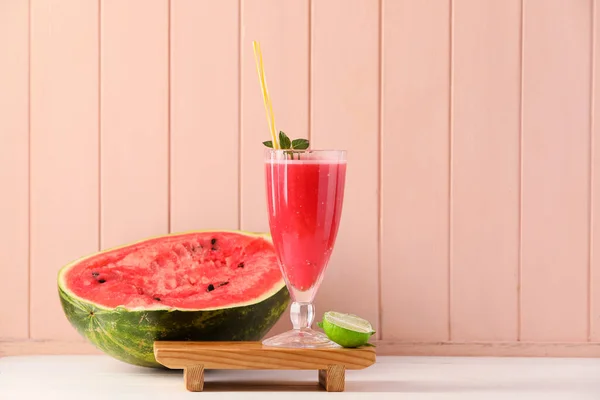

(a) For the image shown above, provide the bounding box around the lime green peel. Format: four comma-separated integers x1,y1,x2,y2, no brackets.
317,311,376,348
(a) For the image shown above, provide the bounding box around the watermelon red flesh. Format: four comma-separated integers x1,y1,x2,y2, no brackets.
64,231,283,310
57,230,290,368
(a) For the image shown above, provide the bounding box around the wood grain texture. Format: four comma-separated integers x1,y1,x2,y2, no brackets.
240,0,309,337
153,341,376,370
29,0,99,339
100,0,169,249
450,0,521,341
170,0,239,233
4,339,600,358
0,0,29,339
521,0,592,341
381,0,450,341
592,0,600,342
318,365,345,392
311,0,380,335
184,365,204,392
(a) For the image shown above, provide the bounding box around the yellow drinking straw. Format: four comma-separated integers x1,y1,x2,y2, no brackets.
252,41,280,149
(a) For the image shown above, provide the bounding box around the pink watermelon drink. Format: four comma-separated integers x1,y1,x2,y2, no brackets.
263,149,347,348
266,157,346,297
251,40,346,348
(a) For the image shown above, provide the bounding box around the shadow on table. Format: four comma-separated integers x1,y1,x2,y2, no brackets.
202,381,324,392
140,368,597,393
196,380,587,393
346,380,597,393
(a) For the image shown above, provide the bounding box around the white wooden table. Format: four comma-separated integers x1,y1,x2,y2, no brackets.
1,355,599,399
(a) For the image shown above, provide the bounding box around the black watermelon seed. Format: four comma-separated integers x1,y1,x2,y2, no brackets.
211,238,217,245
98,279,106,284
153,297,161,301
207,284,215,292
218,281,229,287
237,262,244,268
91,271,99,277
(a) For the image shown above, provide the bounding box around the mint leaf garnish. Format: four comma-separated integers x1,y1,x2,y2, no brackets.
292,138,309,150
279,131,292,149
262,132,310,159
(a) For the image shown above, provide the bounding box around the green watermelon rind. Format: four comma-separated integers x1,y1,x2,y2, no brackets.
57,230,290,368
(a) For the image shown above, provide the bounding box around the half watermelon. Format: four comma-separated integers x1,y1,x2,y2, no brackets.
58,230,289,367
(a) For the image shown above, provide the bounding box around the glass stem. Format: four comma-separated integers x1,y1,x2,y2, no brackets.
290,301,315,330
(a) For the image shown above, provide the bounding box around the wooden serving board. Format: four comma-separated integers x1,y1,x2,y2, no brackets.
153,341,376,392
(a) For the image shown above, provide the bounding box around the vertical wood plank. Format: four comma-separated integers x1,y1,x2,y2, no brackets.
0,0,29,339
101,0,169,249
170,0,239,232
521,0,592,341
592,0,600,342
451,0,521,341
30,0,99,339
240,0,310,232
240,0,309,335
381,0,450,341
311,0,379,333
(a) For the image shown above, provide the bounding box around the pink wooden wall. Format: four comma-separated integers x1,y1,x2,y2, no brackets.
1,0,600,355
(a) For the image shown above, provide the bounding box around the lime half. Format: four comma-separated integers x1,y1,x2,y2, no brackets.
317,311,376,348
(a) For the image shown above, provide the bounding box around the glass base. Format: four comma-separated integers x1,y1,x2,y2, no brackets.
262,328,341,349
